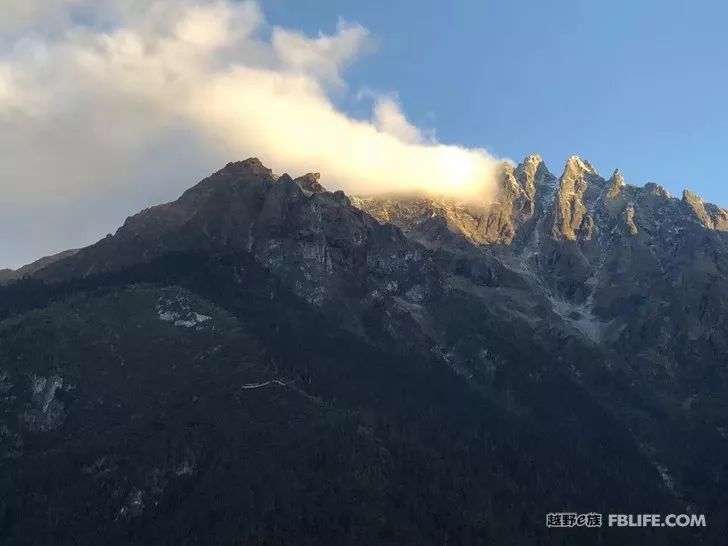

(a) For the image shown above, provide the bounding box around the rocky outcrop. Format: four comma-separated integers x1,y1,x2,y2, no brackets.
293,172,326,194
606,169,625,199
550,156,605,241
683,189,728,231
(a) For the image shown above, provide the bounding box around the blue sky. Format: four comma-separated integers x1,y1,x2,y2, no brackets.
266,0,728,204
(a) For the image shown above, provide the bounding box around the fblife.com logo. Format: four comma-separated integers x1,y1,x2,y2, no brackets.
546,513,707,528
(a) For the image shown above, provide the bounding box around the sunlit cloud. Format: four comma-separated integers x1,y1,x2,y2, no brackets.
0,0,504,268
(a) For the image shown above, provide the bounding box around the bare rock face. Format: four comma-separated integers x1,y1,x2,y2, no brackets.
293,172,326,194
483,162,529,243
513,154,542,206
353,153,728,426
606,168,625,198
683,189,728,230
623,204,639,236
352,155,556,249
27,159,439,344
551,156,604,241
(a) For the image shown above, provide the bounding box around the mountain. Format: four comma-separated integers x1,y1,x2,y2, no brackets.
0,249,79,283
1,156,726,545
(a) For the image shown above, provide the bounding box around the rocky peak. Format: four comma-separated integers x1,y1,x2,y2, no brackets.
682,189,703,206
558,155,606,198
552,156,604,241
610,168,625,187
683,189,728,231
606,169,625,198
495,162,524,198
27,158,441,335
514,154,554,196
222,157,274,178
268,173,306,201
522,153,543,167
294,172,326,194
643,182,670,199
563,155,598,177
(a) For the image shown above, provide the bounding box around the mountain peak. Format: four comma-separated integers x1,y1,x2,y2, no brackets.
514,154,553,194
552,156,603,241
644,182,671,199
563,155,598,177
517,154,545,174
222,157,274,178
681,188,728,230
682,188,702,205
517,154,547,174
606,169,625,198
294,172,326,194
495,162,524,196
610,168,625,186
497,161,515,174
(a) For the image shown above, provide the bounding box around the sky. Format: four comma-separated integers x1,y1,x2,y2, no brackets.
1,0,727,269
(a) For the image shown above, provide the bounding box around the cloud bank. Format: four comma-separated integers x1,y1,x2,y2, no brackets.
0,0,503,268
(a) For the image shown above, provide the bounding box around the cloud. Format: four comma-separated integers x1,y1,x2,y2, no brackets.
0,0,85,32
372,95,432,145
272,20,372,88
0,0,503,269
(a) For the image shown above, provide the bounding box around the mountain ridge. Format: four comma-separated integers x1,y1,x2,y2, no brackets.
2,155,728,544
4,153,727,279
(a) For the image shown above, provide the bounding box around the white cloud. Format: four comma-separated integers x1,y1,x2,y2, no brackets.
272,20,372,88
373,96,430,144
0,0,85,32
0,0,503,269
